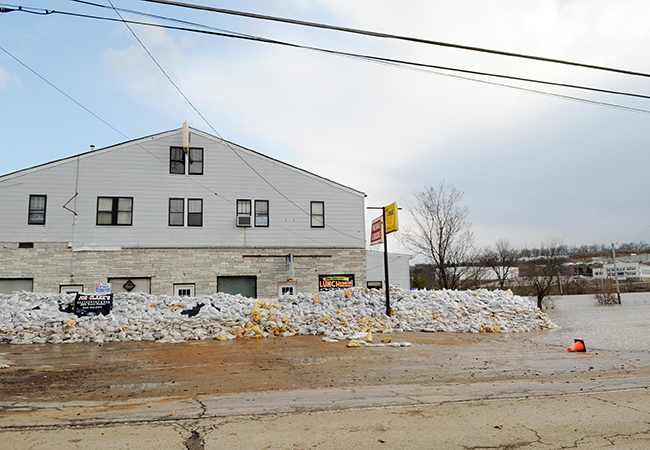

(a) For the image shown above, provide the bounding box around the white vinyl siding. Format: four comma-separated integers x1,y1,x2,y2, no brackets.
0,128,365,248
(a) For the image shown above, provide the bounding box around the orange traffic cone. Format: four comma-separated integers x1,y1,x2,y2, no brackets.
568,339,586,352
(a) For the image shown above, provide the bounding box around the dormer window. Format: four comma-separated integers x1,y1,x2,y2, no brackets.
170,147,203,175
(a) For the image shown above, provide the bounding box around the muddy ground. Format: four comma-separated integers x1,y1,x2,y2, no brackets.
1,332,648,404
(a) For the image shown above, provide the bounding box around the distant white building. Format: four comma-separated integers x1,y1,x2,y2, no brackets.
366,251,411,289
592,262,650,280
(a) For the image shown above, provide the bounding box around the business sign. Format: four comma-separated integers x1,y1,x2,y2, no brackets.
318,274,355,291
73,293,114,316
384,202,399,234
370,216,383,245
95,283,111,294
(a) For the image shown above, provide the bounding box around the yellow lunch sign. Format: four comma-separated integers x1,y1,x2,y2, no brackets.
384,202,399,234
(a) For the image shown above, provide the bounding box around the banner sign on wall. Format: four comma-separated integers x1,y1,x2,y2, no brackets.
73,293,114,316
318,274,355,291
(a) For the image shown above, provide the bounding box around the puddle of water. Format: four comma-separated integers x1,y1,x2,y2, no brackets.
525,292,650,353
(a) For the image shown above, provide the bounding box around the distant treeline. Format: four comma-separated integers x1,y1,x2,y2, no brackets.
518,241,650,258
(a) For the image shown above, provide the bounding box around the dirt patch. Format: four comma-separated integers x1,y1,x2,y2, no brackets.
0,332,644,403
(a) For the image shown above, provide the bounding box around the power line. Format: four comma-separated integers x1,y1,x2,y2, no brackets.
139,0,650,80
7,4,650,115
7,3,650,104
0,44,125,137
0,35,362,244
99,0,364,243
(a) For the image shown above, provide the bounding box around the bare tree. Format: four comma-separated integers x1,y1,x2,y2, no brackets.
401,181,475,290
483,239,518,289
520,238,570,308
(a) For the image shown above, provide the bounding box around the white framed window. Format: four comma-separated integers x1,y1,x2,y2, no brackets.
97,197,133,226
311,201,325,228
174,283,195,297
60,284,84,294
169,198,184,226
169,198,203,227
278,283,297,296
237,199,252,227
28,194,47,225
188,148,204,175
255,200,269,227
170,147,204,175
188,199,203,227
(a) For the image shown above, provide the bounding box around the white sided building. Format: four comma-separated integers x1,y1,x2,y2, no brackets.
592,262,650,281
0,125,367,297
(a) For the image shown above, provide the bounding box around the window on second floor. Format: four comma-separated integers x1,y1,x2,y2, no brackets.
170,147,204,175
188,199,203,227
169,198,184,226
169,198,203,227
311,201,325,228
170,147,185,174
97,197,133,226
188,148,203,175
236,199,252,227
28,194,47,225
255,200,269,227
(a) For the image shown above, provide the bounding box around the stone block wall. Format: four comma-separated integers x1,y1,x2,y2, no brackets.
0,242,366,297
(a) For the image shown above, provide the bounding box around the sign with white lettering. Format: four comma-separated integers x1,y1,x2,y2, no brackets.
73,293,114,316
370,216,383,245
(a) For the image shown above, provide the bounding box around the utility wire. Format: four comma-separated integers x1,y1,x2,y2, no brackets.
139,0,650,80
6,4,650,103
6,4,650,114
102,0,364,242
0,47,342,245
0,15,362,243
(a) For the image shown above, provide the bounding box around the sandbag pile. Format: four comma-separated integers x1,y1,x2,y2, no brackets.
0,288,557,345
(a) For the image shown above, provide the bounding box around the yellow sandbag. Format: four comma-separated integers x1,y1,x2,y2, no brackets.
365,331,374,343
347,340,361,347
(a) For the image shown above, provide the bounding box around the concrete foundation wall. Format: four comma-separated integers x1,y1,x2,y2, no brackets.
0,242,366,297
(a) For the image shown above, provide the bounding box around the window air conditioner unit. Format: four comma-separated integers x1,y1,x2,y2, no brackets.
237,214,252,227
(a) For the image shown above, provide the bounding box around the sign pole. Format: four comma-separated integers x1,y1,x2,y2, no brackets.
383,206,391,316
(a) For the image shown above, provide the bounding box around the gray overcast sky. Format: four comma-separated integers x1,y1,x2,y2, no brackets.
2,0,650,251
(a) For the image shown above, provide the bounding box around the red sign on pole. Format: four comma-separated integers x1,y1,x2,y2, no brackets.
370,216,383,245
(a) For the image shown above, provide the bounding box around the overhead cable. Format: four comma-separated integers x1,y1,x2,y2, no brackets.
6,5,650,113
139,0,650,79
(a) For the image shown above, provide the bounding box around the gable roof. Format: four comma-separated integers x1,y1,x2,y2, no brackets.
0,127,366,197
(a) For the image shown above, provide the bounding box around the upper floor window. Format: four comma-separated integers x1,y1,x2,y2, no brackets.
188,199,203,227
28,195,47,225
170,147,204,175
236,199,252,227
169,198,203,227
169,198,184,226
311,201,325,228
255,200,269,227
97,197,133,226
189,148,203,175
